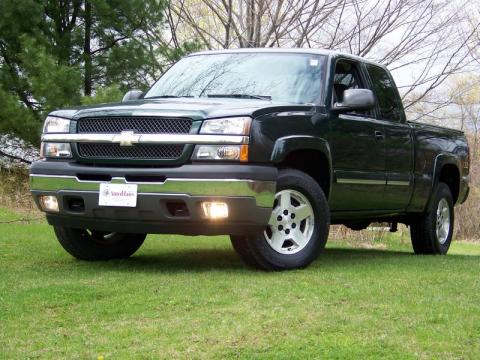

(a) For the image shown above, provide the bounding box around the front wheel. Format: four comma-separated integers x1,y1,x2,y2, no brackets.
410,182,454,255
231,169,330,270
54,227,146,260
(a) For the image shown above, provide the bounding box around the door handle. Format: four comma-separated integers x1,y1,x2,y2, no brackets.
374,130,384,140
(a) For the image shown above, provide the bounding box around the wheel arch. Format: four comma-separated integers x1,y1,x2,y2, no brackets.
432,154,461,204
270,135,332,199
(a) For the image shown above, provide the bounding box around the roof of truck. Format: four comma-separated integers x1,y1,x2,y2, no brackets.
189,48,386,69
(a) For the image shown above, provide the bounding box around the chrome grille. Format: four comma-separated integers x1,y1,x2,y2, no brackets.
76,116,192,161
77,116,192,134
78,143,184,159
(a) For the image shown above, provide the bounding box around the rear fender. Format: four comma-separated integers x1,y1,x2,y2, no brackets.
428,153,461,207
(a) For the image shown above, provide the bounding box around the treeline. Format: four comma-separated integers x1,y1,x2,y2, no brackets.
0,0,198,145
1,0,479,148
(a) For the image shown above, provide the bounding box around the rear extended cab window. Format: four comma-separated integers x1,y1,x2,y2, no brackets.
365,64,404,122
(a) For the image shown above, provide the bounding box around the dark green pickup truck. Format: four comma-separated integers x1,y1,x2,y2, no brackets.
30,49,470,270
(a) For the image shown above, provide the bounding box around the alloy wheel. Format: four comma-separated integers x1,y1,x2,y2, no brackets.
264,189,315,254
436,198,451,245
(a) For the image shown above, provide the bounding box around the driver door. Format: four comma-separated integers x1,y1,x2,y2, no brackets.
328,59,387,211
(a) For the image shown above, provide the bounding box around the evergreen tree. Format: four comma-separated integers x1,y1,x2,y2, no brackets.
0,0,198,145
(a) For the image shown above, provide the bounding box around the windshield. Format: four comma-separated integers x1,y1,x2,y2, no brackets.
145,53,326,104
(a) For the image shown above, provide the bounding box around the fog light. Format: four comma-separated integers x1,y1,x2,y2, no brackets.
39,195,59,212
202,201,229,219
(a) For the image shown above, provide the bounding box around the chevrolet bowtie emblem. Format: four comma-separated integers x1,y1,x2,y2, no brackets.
113,131,141,146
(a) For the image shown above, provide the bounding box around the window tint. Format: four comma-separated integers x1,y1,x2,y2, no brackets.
334,73,359,90
333,61,363,103
366,65,403,122
333,61,370,116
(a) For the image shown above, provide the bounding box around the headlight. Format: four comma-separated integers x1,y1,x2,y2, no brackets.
43,116,71,133
200,117,251,135
41,142,72,158
193,145,248,162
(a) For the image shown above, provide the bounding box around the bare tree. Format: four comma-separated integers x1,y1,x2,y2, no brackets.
169,0,343,48
168,0,480,120
448,75,480,154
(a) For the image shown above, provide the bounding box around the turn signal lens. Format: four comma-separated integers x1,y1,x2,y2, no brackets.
202,202,229,219
41,142,72,158
239,144,249,162
39,195,59,212
193,145,247,161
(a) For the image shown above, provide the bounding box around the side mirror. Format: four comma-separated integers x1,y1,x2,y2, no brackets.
122,90,144,102
333,89,375,112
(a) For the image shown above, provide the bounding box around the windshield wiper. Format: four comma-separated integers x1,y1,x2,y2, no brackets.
207,94,271,101
144,95,193,99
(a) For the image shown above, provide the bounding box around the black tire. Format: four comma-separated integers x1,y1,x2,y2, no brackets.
231,168,330,270
54,227,146,260
230,236,263,268
410,182,454,255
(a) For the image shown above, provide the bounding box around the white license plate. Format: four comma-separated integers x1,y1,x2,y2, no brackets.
98,183,138,207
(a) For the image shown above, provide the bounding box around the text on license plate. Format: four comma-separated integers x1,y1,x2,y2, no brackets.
98,183,138,207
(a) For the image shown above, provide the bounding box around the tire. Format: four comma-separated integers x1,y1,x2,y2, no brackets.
231,168,330,270
230,236,263,268
54,227,146,260
410,182,454,255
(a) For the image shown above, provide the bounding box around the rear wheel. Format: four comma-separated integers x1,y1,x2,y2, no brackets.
231,169,330,270
410,182,454,254
54,227,146,260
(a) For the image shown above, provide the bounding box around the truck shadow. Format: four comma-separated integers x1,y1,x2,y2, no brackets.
85,246,475,273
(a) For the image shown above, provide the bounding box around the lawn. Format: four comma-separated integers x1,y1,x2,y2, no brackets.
0,206,479,359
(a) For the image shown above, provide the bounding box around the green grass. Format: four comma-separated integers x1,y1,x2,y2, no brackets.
1,207,479,359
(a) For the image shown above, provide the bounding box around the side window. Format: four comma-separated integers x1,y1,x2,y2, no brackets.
333,61,369,116
366,65,403,122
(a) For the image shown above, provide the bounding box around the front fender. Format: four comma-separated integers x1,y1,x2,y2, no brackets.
270,135,331,164
270,135,333,197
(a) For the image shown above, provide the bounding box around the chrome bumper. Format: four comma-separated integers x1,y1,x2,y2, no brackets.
30,174,275,208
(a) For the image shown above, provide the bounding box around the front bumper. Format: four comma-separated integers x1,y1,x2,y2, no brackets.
30,161,277,235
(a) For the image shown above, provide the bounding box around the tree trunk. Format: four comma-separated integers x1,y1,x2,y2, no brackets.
83,0,92,96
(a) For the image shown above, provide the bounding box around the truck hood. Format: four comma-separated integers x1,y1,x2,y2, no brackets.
50,97,315,121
